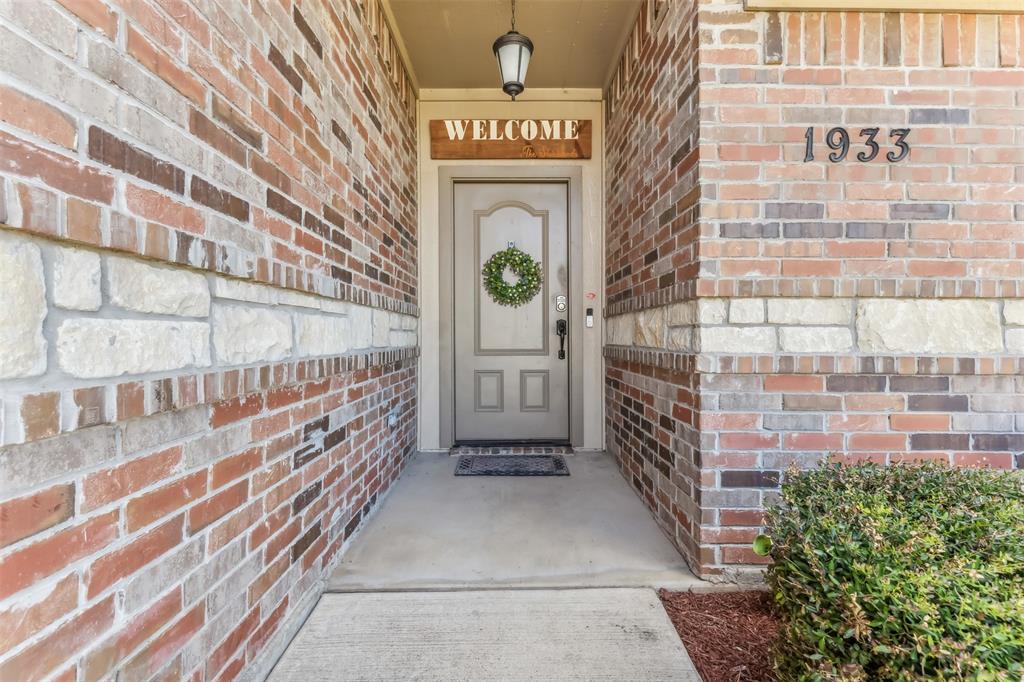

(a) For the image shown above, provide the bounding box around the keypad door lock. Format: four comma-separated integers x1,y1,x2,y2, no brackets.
555,295,567,312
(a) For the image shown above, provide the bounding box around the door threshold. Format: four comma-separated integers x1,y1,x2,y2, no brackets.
455,439,570,447
450,442,574,456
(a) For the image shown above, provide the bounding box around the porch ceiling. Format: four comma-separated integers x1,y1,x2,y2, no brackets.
385,0,642,90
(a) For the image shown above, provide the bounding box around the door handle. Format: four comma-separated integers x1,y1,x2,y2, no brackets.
556,319,567,360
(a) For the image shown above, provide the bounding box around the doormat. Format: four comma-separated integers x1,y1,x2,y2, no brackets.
455,455,570,477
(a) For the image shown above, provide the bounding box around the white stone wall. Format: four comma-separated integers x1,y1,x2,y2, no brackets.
107,256,211,317
606,297,1024,355
52,248,101,312
57,319,212,378
0,232,47,379
212,307,293,364
0,229,418,439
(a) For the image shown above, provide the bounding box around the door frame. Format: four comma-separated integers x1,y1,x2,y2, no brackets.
438,166,584,449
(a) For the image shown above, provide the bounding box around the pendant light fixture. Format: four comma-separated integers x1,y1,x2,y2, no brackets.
492,0,533,100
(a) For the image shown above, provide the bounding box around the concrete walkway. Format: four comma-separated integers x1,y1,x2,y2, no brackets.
268,452,703,680
268,589,701,681
328,451,702,591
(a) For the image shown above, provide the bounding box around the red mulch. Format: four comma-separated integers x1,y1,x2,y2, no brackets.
659,589,781,682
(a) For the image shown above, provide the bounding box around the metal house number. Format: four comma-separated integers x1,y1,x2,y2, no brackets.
803,126,911,163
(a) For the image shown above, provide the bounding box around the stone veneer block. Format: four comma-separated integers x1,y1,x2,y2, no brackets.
53,247,101,311
57,319,211,378
279,290,321,309
779,327,853,353
107,256,210,317
212,277,277,305
212,305,293,364
371,309,390,347
700,327,777,353
666,327,695,351
697,299,728,324
389,330,417,347
666,301,695,326
767,298,852,325
857,300,1003,354
634,307,666,347
728,299,765,324
1006,329,1024,353
320,299,349,315
604,314,620,345
1004,300,1024,326
0,234,47,378
349,305,373,349
294,313,349,356
606,313,635,345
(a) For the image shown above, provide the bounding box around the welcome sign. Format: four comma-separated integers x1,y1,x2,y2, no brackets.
429,119,592,159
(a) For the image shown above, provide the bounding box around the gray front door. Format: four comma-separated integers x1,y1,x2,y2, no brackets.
454,181,569,442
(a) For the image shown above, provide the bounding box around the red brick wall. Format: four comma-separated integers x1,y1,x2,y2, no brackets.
698,355,1024,575
603,0,709,576
1,353,416,680
605,0,1024,581
605,350,702,565
0,0,416,307
696,2,1024,580
0,0,418,677
698,5,1024,298
605,0,700,316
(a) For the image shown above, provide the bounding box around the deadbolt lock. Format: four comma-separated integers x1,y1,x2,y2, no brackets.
555,295,567,312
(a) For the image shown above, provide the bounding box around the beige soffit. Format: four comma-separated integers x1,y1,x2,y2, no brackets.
744,0,1024,12
379,0,420,91
384,0,643,89
418,87,603,101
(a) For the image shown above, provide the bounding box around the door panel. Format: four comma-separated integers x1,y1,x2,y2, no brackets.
454,182,569,442
475,203,548,355
519,370,550,412
474,370,504,412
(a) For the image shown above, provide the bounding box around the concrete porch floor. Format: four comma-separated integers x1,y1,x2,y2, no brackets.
327,451,703,591
268,453,704,680
268,588,701,681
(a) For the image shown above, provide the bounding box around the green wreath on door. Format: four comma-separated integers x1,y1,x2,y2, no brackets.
482,246,543,307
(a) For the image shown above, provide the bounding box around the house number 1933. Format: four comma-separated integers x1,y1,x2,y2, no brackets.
803,127,910,163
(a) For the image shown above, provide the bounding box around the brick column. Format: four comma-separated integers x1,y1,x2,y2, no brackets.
605,0,1023,581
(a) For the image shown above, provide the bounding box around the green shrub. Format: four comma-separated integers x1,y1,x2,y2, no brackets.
757,461,1024,681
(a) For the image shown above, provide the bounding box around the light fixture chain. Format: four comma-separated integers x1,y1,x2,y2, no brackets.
510,0,516,31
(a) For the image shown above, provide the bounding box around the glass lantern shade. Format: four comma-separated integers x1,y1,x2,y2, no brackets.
492,31,533,100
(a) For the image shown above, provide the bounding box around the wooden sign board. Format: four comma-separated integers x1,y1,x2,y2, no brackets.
430,119,592,160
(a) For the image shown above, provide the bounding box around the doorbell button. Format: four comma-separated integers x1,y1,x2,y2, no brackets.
585,307,594,328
